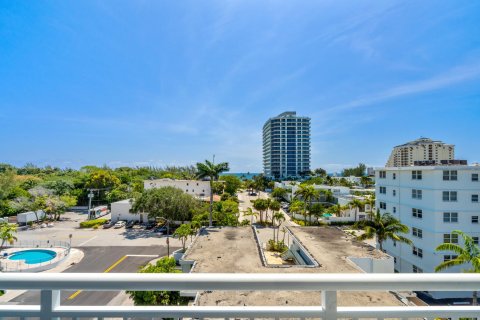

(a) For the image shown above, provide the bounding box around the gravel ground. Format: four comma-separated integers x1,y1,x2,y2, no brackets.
183,226,403,307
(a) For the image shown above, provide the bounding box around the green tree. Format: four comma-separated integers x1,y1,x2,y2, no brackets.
271,188,288,201
309,203,324,222
132,187,199,222
0,222,17,250
313,168,327,176
342,163,366,177
435,230,480,305
294,185,320,225
221,175,242,195
269,200,281,238
39,195,77,221
0,170,16,201
127,257,189,306
273,211,285,242
196,160,230,227
85,170,121,190
355,209,412,251
174,223,193,252
289,199,306,223
252,198,268,224
349,199,364,222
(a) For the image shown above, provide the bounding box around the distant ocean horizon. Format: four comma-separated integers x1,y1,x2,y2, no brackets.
221,172,261,180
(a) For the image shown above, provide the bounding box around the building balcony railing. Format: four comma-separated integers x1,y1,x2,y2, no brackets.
0,273,479,319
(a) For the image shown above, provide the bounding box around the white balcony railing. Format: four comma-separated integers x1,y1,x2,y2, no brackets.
1,273,479,319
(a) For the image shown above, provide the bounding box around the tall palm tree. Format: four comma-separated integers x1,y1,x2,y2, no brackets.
196,160,230,227
252,198,268,224
294,185,320,225
349,198,364,222
355,209,411,251
0,222,17,250
268,200,281,239
435,230,480,305
244,207,257,224
273,212,285,242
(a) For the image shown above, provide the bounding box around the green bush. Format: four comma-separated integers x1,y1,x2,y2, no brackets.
79,218,108,228
329,221,356,226
267,239,288,253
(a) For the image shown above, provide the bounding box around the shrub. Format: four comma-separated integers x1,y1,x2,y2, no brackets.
267,239,288,253
79,218,108,228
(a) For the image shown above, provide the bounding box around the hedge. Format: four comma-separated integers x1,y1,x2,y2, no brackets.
79,218,108,228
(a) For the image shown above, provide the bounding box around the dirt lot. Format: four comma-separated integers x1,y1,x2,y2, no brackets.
183,226,403,307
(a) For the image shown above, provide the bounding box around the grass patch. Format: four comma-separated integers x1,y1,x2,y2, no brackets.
80,218,108,229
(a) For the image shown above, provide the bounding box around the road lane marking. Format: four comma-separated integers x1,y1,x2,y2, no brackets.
126,254,158,257
67,255,128,300
77,236,97,246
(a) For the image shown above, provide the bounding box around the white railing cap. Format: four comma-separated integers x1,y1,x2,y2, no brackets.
1,273,479,291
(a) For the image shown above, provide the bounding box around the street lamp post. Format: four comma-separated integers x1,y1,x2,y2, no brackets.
68,234,72,253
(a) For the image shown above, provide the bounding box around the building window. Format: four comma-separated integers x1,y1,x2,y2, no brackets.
393,207,397,213
393,173,396,180
443,212,458,223
412,189,422,199
444,255,458,262
473,173,479,182
394,257,397,264
187,183,189,186
472,194,479,203
379,202,387,210
413,265,423,273
472,216,479,224
442,191,458,202
473,237,479,245
412,246,423,258
412,227,423,238
393,190,396,196
412,170,422,180
412,208,423,219
443,170,458,181
379,171,386,179
444,233,459,244
379,186,386,194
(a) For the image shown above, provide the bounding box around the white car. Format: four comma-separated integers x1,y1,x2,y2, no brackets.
114,221,126,229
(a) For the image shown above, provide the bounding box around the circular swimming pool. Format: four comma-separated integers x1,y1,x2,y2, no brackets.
8,249,57,264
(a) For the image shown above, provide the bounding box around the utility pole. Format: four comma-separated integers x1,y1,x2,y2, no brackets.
212,154,215,164
87,190,94,220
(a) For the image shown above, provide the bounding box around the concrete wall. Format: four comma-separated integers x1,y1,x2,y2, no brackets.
110,200,148,222
348,256,394,273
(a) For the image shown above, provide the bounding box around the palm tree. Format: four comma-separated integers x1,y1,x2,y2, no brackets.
252,198,268,224
355,209,412,251
244,207,257,224
290,199,306,224
268,200,281,239
435,230,480,305
349,198,364,222
0,222,18,250
294,185,320,225
196,160,230,227
273,212,285,242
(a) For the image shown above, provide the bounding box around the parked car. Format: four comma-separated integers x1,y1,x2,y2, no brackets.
153,225,168,234
126,221,136,229
145,222,156,230
114,221,126,229
249,192,257,196
103,221,114,229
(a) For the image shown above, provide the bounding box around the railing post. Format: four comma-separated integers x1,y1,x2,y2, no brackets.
40,289,60,320
322,290,337,320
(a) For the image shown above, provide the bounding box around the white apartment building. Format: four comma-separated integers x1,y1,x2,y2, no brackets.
144,179,211,198
376,165,480,298
386,137,455,167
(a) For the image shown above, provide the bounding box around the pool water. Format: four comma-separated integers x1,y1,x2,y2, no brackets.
8,249,57,264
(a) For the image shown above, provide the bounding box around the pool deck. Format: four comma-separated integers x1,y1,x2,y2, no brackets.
0,247,69,272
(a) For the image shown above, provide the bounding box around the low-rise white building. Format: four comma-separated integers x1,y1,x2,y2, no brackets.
376,165,480,299
144,179,211,198
110,199,148,223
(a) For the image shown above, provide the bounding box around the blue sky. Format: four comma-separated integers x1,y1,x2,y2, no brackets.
1,1,479,173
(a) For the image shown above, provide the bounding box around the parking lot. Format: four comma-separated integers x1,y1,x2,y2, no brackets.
4,212,185,306
14,212,185,248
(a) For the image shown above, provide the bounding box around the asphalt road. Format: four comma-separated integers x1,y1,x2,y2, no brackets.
11,245,178,306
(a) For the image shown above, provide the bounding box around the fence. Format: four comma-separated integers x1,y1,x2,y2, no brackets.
0,240,70,272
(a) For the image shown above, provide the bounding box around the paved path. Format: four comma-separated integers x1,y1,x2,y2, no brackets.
9,245,178,306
